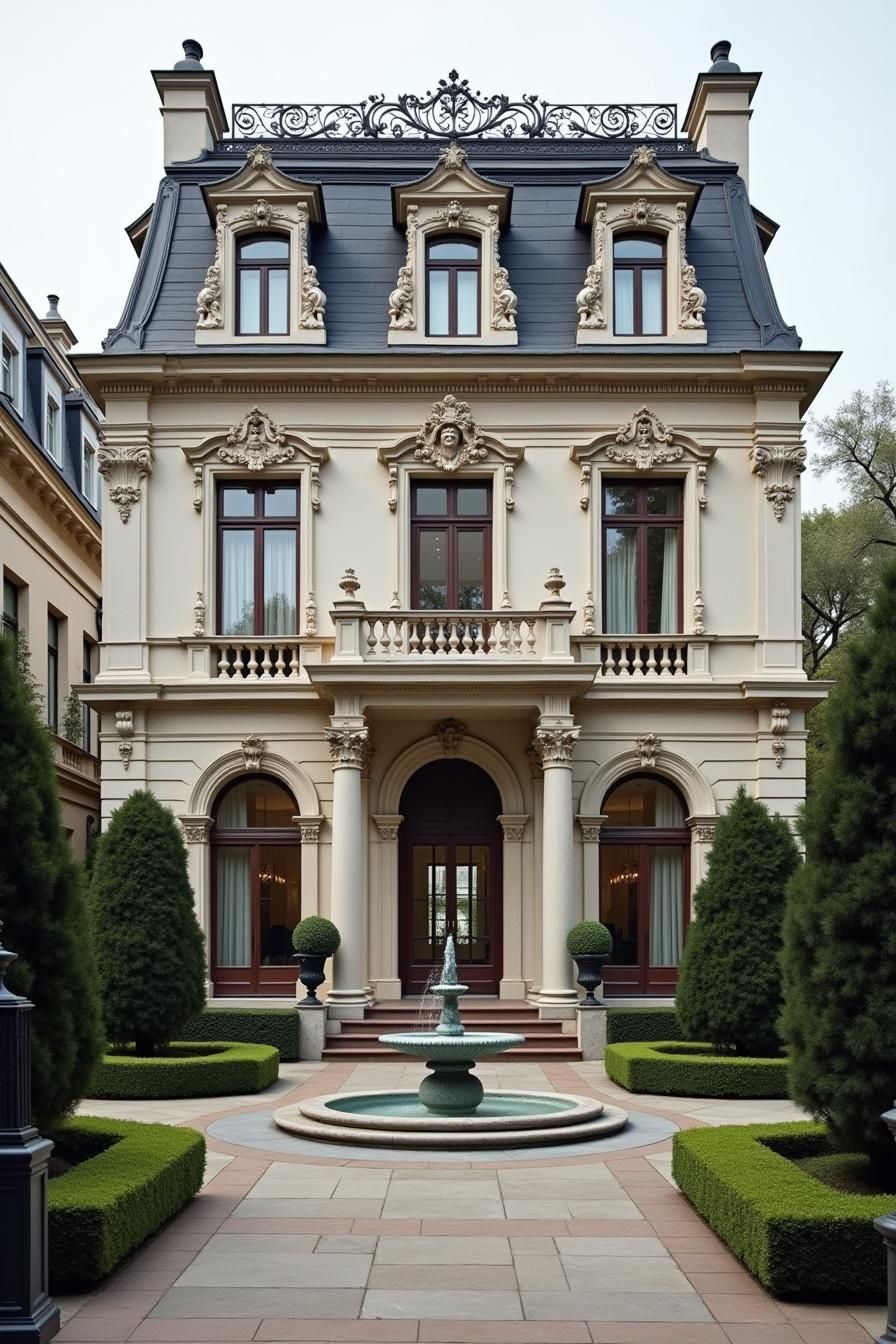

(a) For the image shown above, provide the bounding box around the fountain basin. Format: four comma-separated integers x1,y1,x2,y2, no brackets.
273,1089,629,1149
377,1031,524,1061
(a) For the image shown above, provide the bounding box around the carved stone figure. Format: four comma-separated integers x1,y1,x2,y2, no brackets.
246,144,273,170
438,141,467,170
196,264,222,328
680,263,707,328
492,267,518,329
218,407,295,471
241,734,265,770
300,263,326,328
576,262,604,328
630,145,656,168
608,406,681,470
435,199,473,229
240,198,286,229
636,733,661,768
388,265,415,328
415,394,487,472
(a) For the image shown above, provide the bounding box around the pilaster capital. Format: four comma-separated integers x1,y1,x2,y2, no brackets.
687,814,718,843
750,442,807,522
325,724,370,768
179,814,215,844
97,432,154,523
372,813,404,842
577,813,610,842
498,814,529,843
292,813,324,843
533,724,580,767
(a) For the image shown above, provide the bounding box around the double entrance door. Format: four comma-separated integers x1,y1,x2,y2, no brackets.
398,759,502,994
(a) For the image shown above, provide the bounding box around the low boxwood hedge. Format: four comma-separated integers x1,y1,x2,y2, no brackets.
672,1122,892,1300
87,1041,279,1099
604,1040,788,1098
179,1007,299,1060
47,1116,205,1288
606,1006,682,1044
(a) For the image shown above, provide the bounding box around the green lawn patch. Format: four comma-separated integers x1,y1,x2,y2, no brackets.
605,1006,682,1044
47,1116,204,1288
672,1122,892,1300
604,1040,788,1098
87,1041,279,1099
178,1007,299,1060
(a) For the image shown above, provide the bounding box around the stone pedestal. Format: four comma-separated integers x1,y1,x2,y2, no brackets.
296,1006,326,1062
577,1004,608,1061
0,931,59,1344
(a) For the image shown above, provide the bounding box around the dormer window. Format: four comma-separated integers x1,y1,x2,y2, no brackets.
613,235,666,336
236,235,289,336
426,237,481,337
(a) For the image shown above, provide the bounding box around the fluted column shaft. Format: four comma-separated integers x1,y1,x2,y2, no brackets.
535,725,580,1008
325,724,369,1009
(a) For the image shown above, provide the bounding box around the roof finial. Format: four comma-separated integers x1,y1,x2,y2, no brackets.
174,39,204,71
45,294,61,320
708,40,741,73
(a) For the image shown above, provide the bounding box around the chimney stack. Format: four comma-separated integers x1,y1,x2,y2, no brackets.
683,42,761,189
152,39,227,167
43,295,77,355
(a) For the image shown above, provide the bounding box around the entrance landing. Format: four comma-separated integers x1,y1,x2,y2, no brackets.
323,1000,582,1062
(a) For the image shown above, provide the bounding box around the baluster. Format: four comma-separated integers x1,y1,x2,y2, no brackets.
260,646,273,678
274,646,286,677
618,645,631,675
474,624,486,655
247,646,259,679
603,644,617,676
435,621,448,655
217,645,229,679
487,621,498,655
673,644,686,676
289,645,300,678
496,620,509,655
646,644,657,676
632,643,644,677
379,619,391,656
409,621,420,655
660,644,672,676
366,620,378,657
393,618,406,655
461,622,473,655
447,620,461,655
422,624,433,654
511,620,523,655
525,621,537,656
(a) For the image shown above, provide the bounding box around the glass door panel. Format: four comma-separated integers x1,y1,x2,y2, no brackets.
258,845,301,966
411,844,448,963
216,847,251,968
453,844,490,964
600,844,639,967
648,846,684,968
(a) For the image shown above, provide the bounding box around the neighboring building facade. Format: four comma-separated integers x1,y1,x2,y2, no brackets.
1,266,102,856
78,41,836,1006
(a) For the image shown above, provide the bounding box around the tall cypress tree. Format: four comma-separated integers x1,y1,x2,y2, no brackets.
676,787,799,1056
0,636,103,1123
90,791,206,1054
782,561,896,1179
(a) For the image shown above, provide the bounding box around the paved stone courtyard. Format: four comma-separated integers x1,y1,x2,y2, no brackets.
59,1061,885,1343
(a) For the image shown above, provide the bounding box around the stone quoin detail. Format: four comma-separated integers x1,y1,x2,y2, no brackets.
97,442,154,523
751,444,808,520
218,407,294,471
609,407,680,470
115,709,134,769
636,732,662,768
533,725,580,766
241,734,265,770
415,394,487,472
325,726,370,768
435,719,466,757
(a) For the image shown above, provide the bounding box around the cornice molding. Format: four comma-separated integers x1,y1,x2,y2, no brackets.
0,418,102,561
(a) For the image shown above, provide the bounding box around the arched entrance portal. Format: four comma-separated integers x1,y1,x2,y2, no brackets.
399,759,502,994
211,775,300,996
599,774,690,996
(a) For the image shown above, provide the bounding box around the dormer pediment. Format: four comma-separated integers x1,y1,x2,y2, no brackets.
393,142,512,226
578,146,701,227
202,144,324,225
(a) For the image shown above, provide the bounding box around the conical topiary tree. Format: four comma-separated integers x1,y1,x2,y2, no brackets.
0,635,103,1123
90,791,206,1055
676,787,799,1056
782,560,896,1180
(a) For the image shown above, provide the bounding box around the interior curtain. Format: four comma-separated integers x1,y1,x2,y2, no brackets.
222,532,254,636
649,847,683,967
606,529,638,632
641,271,663,334
216,848,251,967
263,530,297,635
659,527,678,632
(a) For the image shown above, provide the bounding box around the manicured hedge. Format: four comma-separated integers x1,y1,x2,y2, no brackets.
672,1122,892,1300
87,1041,279,1099
47,1116,205,1288
179,1007,299,1060
606,1006,682,1044
604,1041,788,1098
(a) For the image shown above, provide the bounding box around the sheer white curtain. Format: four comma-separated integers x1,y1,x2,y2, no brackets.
263,531,296,634
606,528,638,632
216,787,251,968
222,532,254,635
659,528,678,632
649,783,684,967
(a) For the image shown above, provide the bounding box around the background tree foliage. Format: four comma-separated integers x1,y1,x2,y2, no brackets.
0,636,103,1123
782,561,896,1180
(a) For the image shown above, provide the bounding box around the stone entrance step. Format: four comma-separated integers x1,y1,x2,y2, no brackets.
322,997,581,1061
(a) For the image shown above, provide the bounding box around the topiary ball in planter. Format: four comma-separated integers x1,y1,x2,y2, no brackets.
566,921,613,1006
292,917,341,1006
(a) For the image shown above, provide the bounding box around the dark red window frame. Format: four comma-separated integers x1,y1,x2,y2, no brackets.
613,232,667,336
411,480,492,610
236,233,290,336
601,479,683,633
425,235,481,337
216,481,300,637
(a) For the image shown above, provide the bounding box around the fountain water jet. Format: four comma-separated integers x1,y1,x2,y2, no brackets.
273,935,628,1149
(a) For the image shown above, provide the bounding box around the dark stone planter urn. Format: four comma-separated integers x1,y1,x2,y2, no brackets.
573,952,610,1006
293,952,327,1006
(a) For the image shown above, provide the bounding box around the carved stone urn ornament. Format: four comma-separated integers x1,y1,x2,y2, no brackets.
415,394,487,472
219,407,295,471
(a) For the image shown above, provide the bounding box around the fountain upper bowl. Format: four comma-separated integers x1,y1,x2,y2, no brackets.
378,1030,524,1061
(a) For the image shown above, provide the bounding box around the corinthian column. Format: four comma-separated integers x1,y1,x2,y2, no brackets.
325,721,369,1016
534,722,580,1011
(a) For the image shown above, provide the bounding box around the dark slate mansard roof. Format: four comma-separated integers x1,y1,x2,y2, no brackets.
104,136,799,357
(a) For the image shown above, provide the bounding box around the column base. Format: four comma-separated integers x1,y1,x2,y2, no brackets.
325,994,368,1021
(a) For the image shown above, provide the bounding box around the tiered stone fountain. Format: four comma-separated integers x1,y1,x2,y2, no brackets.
274,936,628,1149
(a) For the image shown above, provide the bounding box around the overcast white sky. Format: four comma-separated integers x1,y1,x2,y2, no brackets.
3,0,894,508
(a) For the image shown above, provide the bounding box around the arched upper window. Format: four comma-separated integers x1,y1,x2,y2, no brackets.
613,234,665,337
426,236,481,337
236,235,289,336
602,775,685,829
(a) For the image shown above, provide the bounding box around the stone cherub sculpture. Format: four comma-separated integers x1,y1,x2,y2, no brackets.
576,262,605,328
196,264,222,328
492,267,518,329
388,265,415,328
300,264,327,328
680,263,707,328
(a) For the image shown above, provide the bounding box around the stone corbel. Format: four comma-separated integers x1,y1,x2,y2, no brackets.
697,464,708,510
771,702,790,768
115,708,134,769
751,444,807,521
310,464,321,511
192,466,203,512
97,439,154,523
504,464,515,510
579,462,592,510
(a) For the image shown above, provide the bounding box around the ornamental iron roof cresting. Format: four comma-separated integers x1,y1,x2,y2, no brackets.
231,70,678,141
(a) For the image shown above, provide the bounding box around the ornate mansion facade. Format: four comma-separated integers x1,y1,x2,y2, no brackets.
77,41,836,1014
